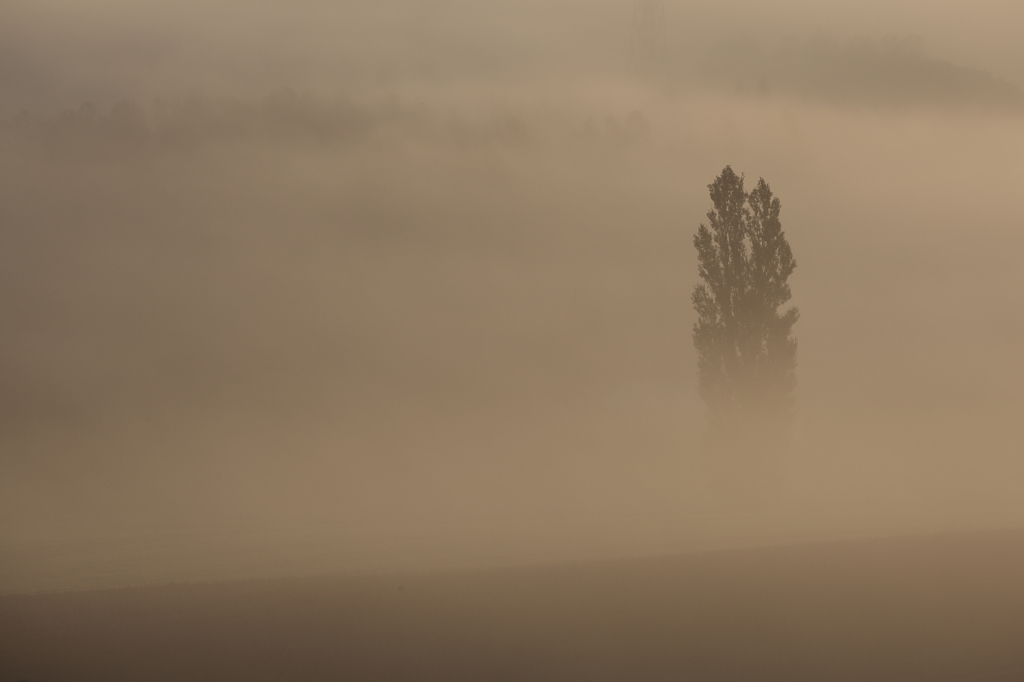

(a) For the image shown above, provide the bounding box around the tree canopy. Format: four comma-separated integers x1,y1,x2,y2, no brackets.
692,166,798,453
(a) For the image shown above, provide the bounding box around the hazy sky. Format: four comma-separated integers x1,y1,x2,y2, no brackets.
2,0,1023,592
5,0,1024,114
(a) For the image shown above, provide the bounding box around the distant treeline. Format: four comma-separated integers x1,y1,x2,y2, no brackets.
0,89,659,158
686,35,1024,109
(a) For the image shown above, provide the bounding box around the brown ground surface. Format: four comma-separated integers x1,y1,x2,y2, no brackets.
3,530,1024,681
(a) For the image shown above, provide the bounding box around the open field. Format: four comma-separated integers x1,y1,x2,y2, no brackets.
4,529,1024,681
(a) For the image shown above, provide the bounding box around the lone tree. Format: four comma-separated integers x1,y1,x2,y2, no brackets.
692,166,798,460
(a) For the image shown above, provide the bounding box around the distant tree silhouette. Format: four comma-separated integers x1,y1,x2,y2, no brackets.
631,0,666,62
692,166,798,463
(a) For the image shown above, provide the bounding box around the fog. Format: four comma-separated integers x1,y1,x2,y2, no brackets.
2,0,1024,593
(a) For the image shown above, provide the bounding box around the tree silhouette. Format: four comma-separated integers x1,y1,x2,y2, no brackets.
692,166,798,462
631,0,666,61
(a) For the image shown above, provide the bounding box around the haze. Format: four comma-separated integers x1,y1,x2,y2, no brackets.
2,0,1023,593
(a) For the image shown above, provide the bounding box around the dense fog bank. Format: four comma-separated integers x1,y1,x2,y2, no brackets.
3,0,1024,591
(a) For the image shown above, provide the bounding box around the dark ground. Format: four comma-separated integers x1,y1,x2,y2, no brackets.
3,529,1024,681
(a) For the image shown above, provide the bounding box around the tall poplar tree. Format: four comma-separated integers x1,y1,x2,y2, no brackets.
692,166,798,457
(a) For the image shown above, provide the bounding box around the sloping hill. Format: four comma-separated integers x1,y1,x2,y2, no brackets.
3,529,1024,681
